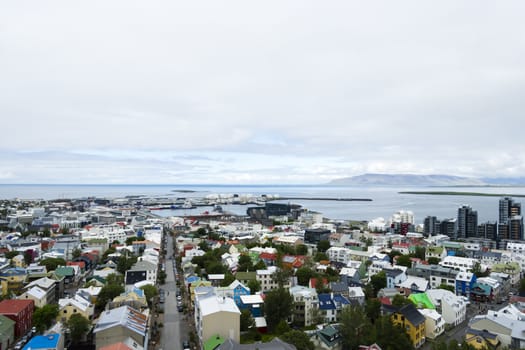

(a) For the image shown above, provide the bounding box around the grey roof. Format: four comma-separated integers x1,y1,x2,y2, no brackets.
217,338,296,350
93,305,147,336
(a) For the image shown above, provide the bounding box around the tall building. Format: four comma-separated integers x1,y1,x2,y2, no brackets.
509,216,524,241
457,205,477,239
439,218,456,238
424,216,439,236
499,197,521,224
477,221,498,240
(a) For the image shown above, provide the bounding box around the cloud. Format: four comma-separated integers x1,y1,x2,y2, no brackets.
1,1,525,183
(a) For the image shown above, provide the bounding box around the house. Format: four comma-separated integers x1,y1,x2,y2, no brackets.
468,312,525,349
58,294,95,322
99,339,144,350
77,285,102,304
215,280,250,308
216,338,296,350
347,287,365,305
19,286,48,308
465,328,501,350
425,246,447,261
419,309,445,340
426,289,466,326
339,267,361,287
24,277,58,305
125,260,157,287
0,299,34,337
313,324,342,350
384,268,406,289
407,264,458,289
93,305,148,350
194,295,241,346
289,286,318,327
110,288,148,310
0,315,15,350
456,271,477,297
22,333,64,350
235,272,257,287
54,266,75,285
0,268,27,296
397,276,429,294
239,294,264,318
383,303,426,349
318,293,337,323
256,266,289,292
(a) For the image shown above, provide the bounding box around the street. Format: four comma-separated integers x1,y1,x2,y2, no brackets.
158,232,191,350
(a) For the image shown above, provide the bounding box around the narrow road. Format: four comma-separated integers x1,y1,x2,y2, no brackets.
159,232,191,350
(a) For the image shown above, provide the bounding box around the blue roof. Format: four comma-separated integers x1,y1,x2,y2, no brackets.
318,294,336,310
332,294,350,305
23,333,61,350
186,275,200,283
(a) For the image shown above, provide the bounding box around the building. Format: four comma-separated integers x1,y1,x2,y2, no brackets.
423,216,439,236
58,294,95,322
384,303,426,348
194,295,241,347
499,197,521,224
93,305,148,350
457,205,478,239
407,264,458,289
477,221,498,241
426,289,466,326
289,286,318,327
0,299,34,337
419,309,445,340
304,228,331,245
0,315,15,350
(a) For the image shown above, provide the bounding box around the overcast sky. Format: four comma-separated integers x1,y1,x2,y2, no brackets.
1,1,524,184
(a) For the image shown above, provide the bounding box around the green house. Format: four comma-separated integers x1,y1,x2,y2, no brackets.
0,314,15,350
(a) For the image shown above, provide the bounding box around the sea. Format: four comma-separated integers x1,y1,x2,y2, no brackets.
2,184,525,225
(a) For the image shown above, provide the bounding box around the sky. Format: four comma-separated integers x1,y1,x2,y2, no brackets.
1,1,525,184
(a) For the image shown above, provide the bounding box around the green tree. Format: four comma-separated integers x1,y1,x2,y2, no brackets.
365,298,382,323
472,261,489,277
196,227,207,236
314,252,329,262
370,271,387,297
392,294,412,307
339,305,374,350
412,246,426,260
520,278,525,295
40,258,67,272
125,236,140,245
140,285,159,308
33,304,59,333
274,319,291,335
281,330,315,350
105,273,124,286
427,257,441,265
374,315,413,350
116,254,137,275
206,261,226,275
66,314,90,344
395,254,412,268
271,267,292,288
24,250,34,265
263,287,293,331
247,279,261,294
253,260,267,271
96,283,124,310
220,271,236,287
296,244,308,256
72,248,82,259
240,310,255,331
296,267,315,286
237,254,254,272
317,240,330,253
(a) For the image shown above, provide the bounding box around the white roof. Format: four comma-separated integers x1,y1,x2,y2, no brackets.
197,296,240,317
59,295,92,313
419,308,442,320
254,317,267,328
93,305,147,336
26,286,47,300
397,276,428,291
26,277,56,290
239,294,264,305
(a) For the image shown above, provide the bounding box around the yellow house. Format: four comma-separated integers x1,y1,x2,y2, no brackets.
111,288,148,309
0,271,27,296
388,303,426,349
190,280,212,303
11,255,26,268
465,328,501,350
58,295,95,322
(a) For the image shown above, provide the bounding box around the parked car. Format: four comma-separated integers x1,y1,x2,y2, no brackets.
177,305,184,312
182,340,191,350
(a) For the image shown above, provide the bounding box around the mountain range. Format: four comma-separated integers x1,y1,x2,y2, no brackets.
327,173,525,186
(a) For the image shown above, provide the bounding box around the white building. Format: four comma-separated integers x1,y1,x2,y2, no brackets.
426,289,467,326
439,256,481,272
289,286,318,327
419,309,445,340
194,295,241,346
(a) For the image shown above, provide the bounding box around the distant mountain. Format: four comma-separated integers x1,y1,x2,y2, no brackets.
327,174,488,186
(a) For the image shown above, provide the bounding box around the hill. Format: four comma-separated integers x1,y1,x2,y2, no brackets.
327,173,488,186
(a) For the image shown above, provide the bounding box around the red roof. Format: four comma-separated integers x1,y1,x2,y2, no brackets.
67,261,86,269
379,297,391,305
0,300,34,315
259,252,277,260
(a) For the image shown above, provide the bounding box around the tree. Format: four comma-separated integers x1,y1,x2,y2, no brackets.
272,267,292,288
317,240,330,253
295,244,308,256
281,330,315,350
196,227,207,236
392,294,412,307
370,271,387,297
472,261,489,277
72,248,82,259
96,283,124,310
66,314,90,344
5,251,19,260
116,254,137,275
427,257,441,265
220,271,236,287
314,252,329,262
395,254,412,268
339,305,374,350
374,315,413,350
140,285,159,308
412,246,426,260
24,250,34,265
240,310,255,331
365,298,381,323
296,267,315,286
247,279,261,294
125,236,140,245
40,258,67,272
237,254,254,272
438,283,455,293
520,278,525,296
254,260,267,271
105,273,124,286
263,287,293,331
33,304,59,333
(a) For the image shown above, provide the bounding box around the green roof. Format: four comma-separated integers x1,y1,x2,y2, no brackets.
54,266,75,276
408,293,435,309
0,314,15,334
204,335,225,350
235,271,256,280
427,246,444,254
442,242,462,249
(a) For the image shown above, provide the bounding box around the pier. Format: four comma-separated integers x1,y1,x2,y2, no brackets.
271,197,372,202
